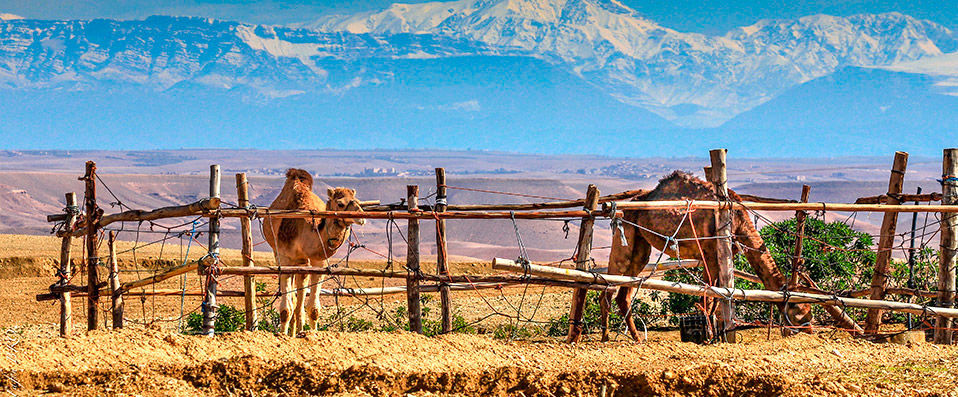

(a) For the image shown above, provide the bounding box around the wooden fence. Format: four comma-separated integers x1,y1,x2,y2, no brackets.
37,148,958,345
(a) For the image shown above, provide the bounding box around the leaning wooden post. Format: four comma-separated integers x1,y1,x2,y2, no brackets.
236,173,257,331
108,231,123,329
58,192,79,337
788,185,863,334
435,168,452,333
789,185,811,288
82,161,100,331
406,185,423,334
709,149,736,343
864,151,908,334
201,165,221,336
567,184,600,343
935,148,958,344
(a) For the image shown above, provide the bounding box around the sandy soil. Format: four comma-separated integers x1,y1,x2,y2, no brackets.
2,328,957,396
5,234,958,396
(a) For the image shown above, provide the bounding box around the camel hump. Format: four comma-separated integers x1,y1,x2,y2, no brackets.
286,168,313,187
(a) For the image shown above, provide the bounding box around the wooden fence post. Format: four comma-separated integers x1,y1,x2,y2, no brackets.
435,168,452,333
935,148,958,344
865,151,908,334
58,192,78,337
906,186,922,329
709,149,736,343
108,231,123,329
789,185,811,288
83,161,100,331
406,185,423,334
236,173,257,331
567,184,600,343
201,164,221,336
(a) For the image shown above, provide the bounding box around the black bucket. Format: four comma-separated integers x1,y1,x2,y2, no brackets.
679,314,713,344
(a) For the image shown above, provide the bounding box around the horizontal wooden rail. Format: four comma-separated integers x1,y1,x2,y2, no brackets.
736,194,797,204
607,200,958,213
492,258,958,319
362,189,648,212
216,208,618,220
119,261,199,294
54,197,220,237
855,193,942,205
45,282,516,299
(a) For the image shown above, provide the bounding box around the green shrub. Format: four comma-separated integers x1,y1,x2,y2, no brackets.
185,304,246,334
647,217,878,325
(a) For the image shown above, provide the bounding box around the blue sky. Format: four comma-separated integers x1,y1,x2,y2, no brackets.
1,0,954,33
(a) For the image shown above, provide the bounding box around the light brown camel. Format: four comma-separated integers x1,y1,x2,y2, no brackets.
601,171,813,341
263,169,365,335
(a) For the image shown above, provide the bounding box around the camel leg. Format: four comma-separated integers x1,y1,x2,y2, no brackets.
600,290,614,342
293,273,307,334
602,218,639,342
305,272,323,331
618,237,652,341
614,287,640,341
278,272,293,335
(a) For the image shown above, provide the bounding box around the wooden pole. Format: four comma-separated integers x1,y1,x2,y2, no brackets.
217,259,698,277
607,200,958,213
82,161,99,331
56,198,220,238
567,184,600,343
201,164,220,336
118,261,198,294
58,192,78,337
864,151,909,334
789,185,812,288
906,186,922,329
435,168,452,333
709,149,736,343
107,231,123,329
492,258,958,319
406,185,422,334
856,192,941,205
236,173,257,331
217,208,615,220
787,185,864,334
361,189,647,212
935,148,958,344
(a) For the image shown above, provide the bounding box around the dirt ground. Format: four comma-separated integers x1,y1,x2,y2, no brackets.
3,234,958,396
3,327,958,396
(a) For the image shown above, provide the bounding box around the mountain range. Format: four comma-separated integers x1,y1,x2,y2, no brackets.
0,0,955,156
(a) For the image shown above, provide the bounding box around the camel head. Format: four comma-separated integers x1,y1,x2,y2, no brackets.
782,302,814,334
327,187,365,226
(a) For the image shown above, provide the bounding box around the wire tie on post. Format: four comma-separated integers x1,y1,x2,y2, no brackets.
609,202,628,247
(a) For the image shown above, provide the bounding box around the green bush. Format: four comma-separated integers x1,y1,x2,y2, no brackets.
185,304,247,334
647,217,878,324
759,217,875,292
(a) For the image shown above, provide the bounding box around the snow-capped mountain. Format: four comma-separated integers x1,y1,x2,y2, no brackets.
0,16,496,96
310,0,956,126
0,0,955,153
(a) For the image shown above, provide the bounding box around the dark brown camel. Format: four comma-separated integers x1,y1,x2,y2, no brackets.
601,171,814,341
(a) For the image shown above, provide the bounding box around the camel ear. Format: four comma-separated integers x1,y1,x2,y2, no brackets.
327,188,335,199
348,188,356,196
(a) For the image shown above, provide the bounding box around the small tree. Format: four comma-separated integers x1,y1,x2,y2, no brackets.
758,217,876,293
655,217,877,323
